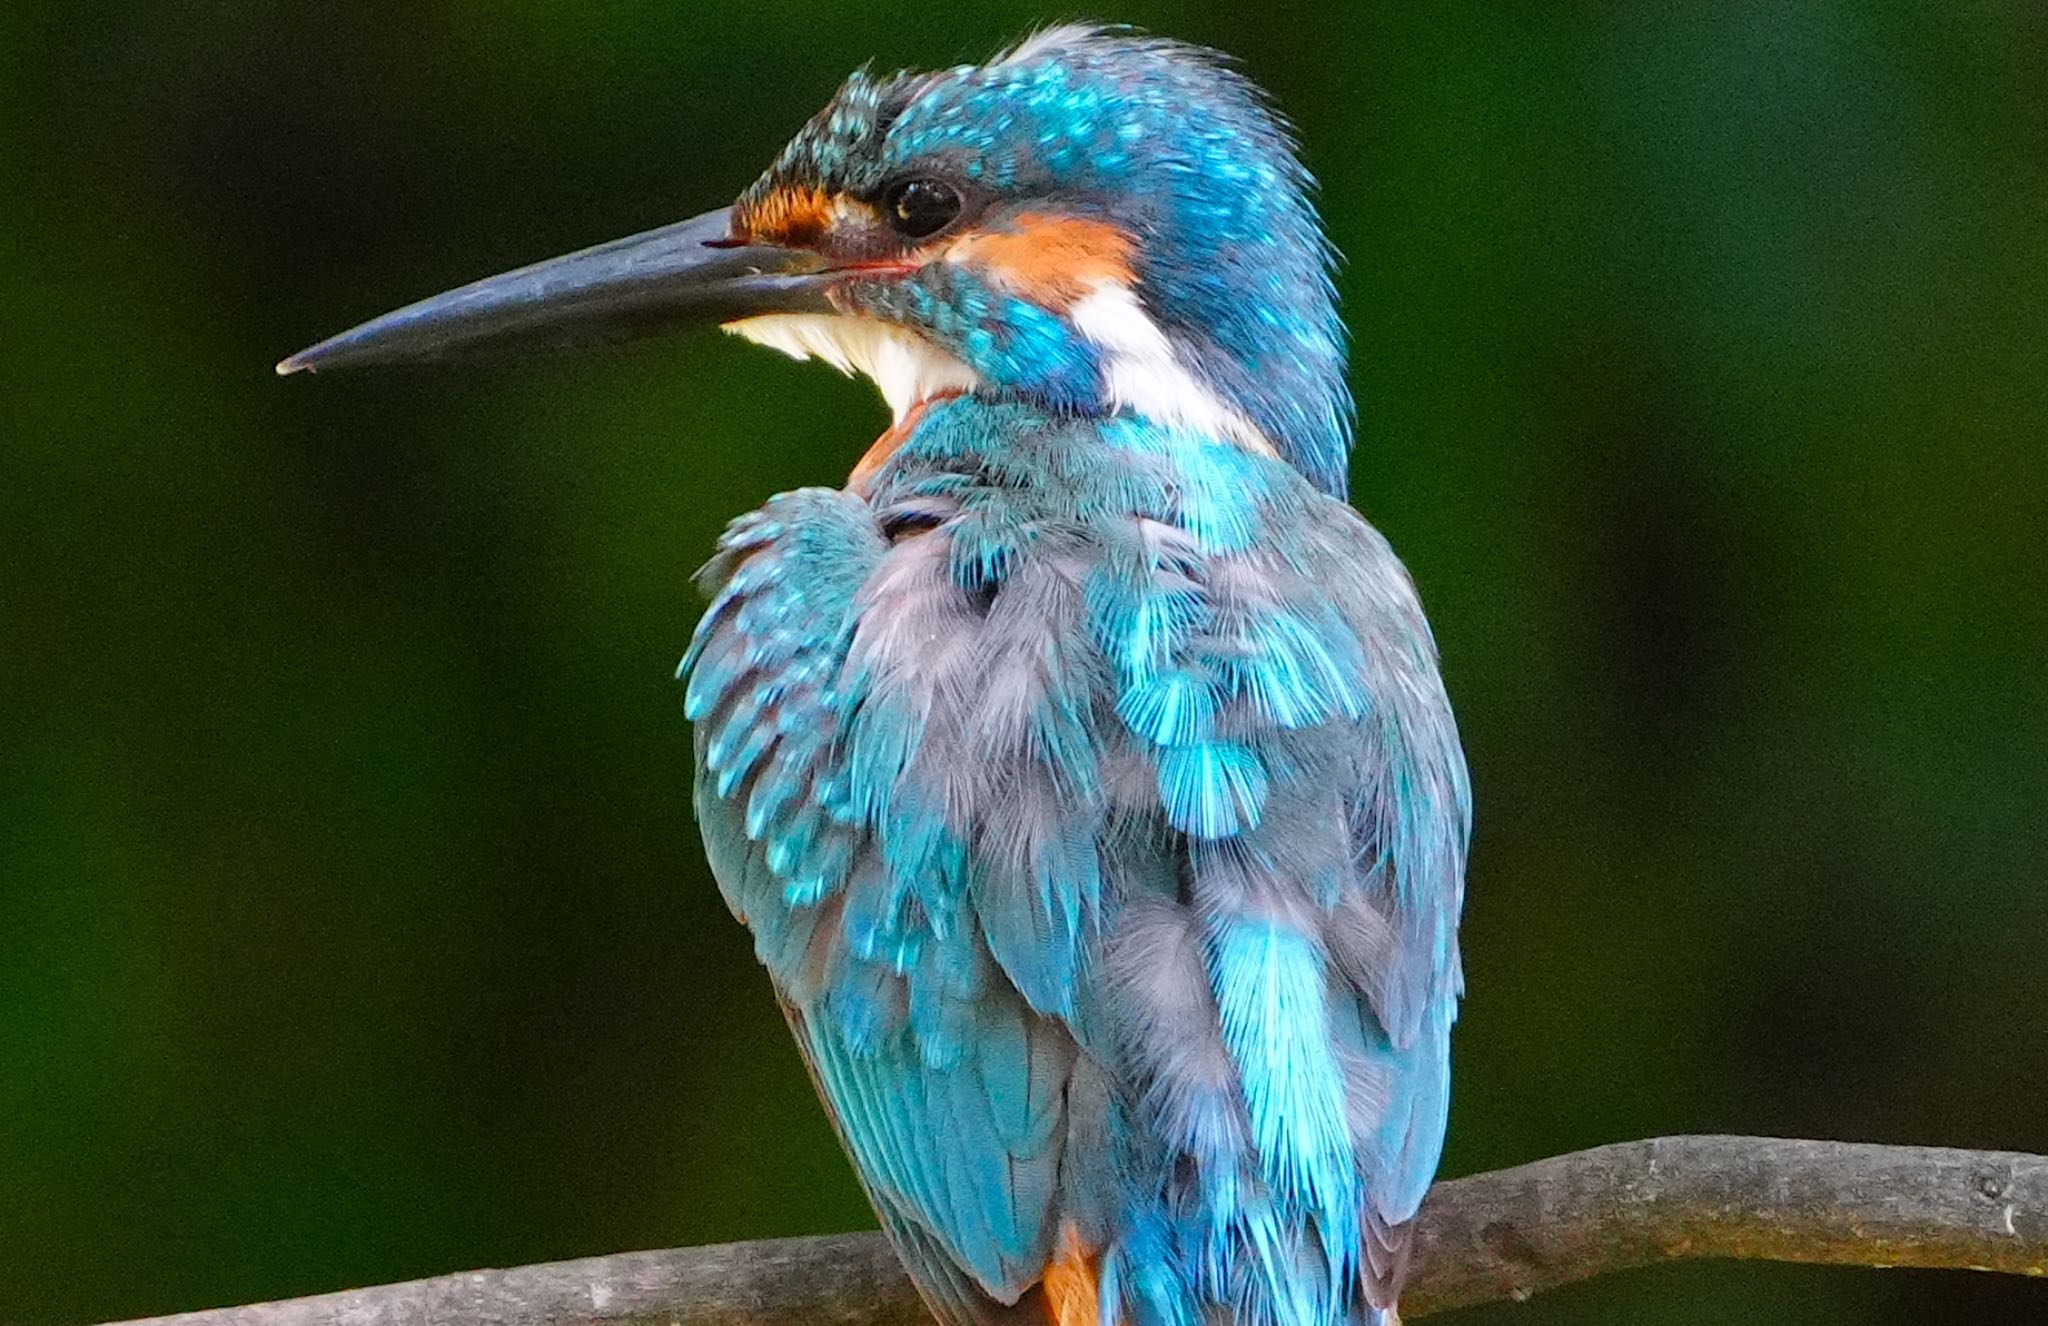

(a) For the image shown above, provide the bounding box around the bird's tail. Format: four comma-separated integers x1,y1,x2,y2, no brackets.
1366,1310,1402,1326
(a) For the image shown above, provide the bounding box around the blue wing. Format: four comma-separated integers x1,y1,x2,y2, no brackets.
683,487,1106,1326
683,404,1468,1326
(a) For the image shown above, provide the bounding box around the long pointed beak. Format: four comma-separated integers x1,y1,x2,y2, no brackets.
277,207,828,375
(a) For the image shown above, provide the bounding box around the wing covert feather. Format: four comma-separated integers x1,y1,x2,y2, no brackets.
684,409,1468,1326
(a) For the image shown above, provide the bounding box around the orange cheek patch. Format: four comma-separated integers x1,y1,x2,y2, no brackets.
951,214,1137,308
1042,1224,1102,1326
737,186,837,246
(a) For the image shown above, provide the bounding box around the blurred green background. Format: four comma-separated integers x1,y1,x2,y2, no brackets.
3,2,2044,1323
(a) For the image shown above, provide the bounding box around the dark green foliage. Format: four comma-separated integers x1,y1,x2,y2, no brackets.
1,4,2042,1324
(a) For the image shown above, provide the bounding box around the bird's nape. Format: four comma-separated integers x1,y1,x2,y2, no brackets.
282,26,1353,496
282,27,1469,1326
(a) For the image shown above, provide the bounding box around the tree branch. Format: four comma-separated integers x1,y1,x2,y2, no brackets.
105,1136,2047,1326
1404,1135,2046,1313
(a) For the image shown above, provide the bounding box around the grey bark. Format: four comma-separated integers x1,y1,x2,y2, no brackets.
104,1136,2048,1326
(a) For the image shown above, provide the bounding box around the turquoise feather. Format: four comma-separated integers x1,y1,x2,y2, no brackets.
686,391,1466,1326
682,27,1469,1326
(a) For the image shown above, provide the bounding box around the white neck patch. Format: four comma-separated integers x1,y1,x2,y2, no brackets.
723,314,982,423
1067,281,1276,455
727,291,1276,457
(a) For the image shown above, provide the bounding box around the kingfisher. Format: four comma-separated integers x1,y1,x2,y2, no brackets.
281,27,1470,1326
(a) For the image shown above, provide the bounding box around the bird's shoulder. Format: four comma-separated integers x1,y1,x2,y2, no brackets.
683,395,1467,1015
679,398,1469,1315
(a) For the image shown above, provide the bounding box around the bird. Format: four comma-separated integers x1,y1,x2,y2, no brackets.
281,26,1470,1326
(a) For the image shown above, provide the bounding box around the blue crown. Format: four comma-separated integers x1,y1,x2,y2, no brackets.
743,27,1354,496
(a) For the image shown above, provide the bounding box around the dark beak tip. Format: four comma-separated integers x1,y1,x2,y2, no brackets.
269,206,822,377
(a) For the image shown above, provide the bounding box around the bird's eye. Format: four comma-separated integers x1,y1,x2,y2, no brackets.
884,178,963,239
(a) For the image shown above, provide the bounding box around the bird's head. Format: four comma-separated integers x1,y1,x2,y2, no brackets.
281,27,1353,495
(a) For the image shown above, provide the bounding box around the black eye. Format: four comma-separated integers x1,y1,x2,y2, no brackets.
884,178,962,239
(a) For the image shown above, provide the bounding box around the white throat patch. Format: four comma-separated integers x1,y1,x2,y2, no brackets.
728,293,1275,458
724,315,982,423
1067,281,1276,455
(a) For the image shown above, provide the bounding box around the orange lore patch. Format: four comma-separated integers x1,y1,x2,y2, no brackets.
949,214,1136,307
1042,1225,1102,1326
736,185,838,247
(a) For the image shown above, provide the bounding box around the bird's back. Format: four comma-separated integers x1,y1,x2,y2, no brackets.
684,397,1469,1326
276,24,1472,1326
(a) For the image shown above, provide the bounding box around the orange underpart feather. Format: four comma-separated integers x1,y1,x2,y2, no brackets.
737,185,837,246
951,214,1136,308
847,391,962,494
1042,1225,1101,1326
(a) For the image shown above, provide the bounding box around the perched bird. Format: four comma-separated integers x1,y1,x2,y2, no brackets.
282,27,1470,1326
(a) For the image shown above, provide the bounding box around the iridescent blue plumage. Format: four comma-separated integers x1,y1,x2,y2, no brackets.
685,28,1467,1326
277,29,1465,1324
737,29,1352,496
688,400,1464,1326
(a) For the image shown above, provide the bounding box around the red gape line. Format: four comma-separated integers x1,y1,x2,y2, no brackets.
847,389,966,495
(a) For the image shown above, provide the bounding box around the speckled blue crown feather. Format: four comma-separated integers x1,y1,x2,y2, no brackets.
742,27,1356,497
